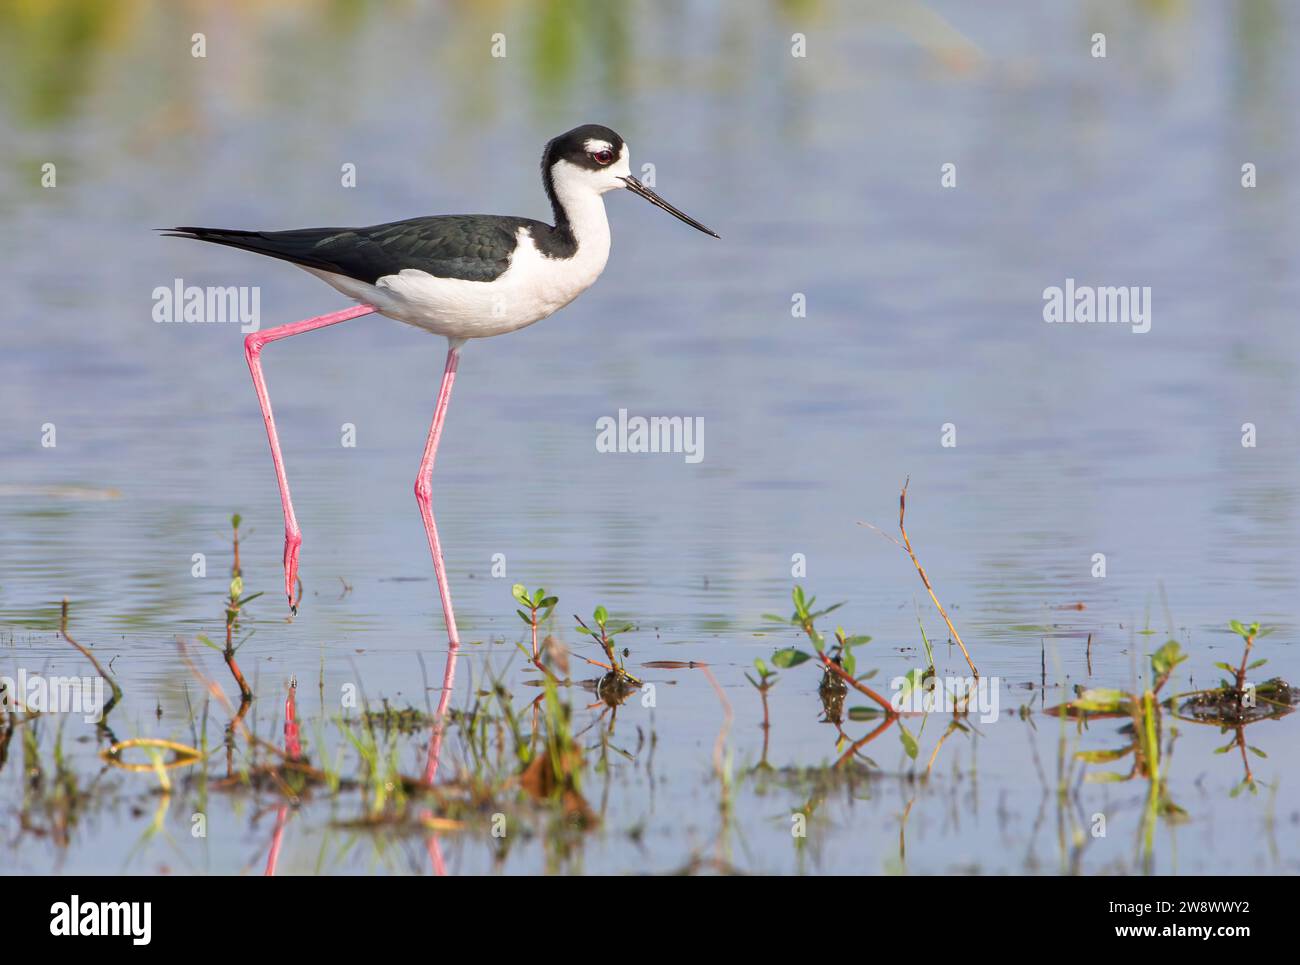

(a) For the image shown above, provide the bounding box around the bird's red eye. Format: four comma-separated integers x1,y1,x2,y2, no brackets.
593,150,614,165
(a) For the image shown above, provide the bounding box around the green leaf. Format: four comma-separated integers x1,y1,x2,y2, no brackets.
231,513,242,529
898,723,918,760
847,706,883,721
517,609,534,626
230,575,243,600
917,613,935,669
1150,640,1188,677
808,602,844,620
771,649,811,669
235,591,264,608
754,658,769,677
1229,619,1247,637
843,635,872,648
1069,688,1130,713
196,634,222,652
1247,658,1267,670
1248,746,1267,759
593,605,608,626
842,651,856,677
1075,747,1131,763
1214,662,1237,673
539,596,558,609
1084,771,1129,784
761,613,790,623
896,667,925,705
511,584,529,605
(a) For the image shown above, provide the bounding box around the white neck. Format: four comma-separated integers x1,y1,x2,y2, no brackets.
549,160,612,257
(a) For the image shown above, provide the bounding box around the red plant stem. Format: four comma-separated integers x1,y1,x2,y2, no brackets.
224,647,253,703
834,714,897,768
1235,632,1255,697
531,656,560,682
1236,727,1253,784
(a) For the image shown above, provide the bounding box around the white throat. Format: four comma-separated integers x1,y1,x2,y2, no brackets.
549,159,612,255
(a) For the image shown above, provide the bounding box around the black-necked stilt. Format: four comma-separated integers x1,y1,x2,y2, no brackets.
165,124,717,658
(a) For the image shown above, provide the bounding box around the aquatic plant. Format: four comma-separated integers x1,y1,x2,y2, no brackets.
58,598,121,740
512,583,558,664
196,514,262,707
518,673,595,827
574,605,642,688
744,657,778,762
766,586,892,717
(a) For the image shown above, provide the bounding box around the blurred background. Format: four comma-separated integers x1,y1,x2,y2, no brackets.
1,0,1298,873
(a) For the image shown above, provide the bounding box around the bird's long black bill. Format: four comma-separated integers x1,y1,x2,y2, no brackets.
621,176,720,238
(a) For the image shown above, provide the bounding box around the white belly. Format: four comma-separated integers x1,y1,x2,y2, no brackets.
304,226,610,340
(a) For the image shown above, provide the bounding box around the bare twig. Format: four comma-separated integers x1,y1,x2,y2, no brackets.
862,479,978,677
60,598,123,715
699,665,733,779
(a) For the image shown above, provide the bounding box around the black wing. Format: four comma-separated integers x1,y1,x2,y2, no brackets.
164,215,548,283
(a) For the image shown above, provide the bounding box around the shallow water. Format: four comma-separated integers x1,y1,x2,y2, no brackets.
2,0,1298,874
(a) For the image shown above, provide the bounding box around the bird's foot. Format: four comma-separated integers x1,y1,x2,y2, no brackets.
283,530,302,614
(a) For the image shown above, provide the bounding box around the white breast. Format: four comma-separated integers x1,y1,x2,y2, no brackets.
305,203,611,342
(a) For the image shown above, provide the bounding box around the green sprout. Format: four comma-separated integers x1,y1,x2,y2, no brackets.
512,584,558,660
1221,620,1273,698
765,586,894,721
574,605,638,683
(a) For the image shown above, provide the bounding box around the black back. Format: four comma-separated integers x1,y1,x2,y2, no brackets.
166,216,553,284
166,124,626,283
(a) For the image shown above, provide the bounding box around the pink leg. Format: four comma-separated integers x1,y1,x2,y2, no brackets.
244,304,376,611
419,346,462,784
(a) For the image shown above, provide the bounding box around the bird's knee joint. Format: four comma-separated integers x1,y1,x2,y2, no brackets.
414,478,432,502
244,332,265,360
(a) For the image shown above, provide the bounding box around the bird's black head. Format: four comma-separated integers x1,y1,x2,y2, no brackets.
542,124,627,173
540,124,720,239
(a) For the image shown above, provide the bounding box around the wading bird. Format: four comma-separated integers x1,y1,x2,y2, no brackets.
166,124,717,660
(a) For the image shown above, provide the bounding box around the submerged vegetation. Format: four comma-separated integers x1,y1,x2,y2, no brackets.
1,497,1296,875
